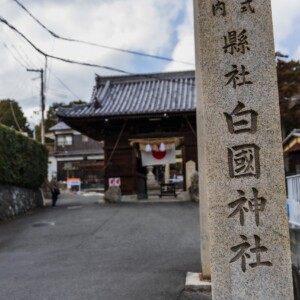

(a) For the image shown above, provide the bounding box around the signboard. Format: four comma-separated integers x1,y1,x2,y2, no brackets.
109,177,121,187
67,178,81,191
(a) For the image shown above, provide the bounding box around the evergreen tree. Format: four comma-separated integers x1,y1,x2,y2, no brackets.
276,56,300,136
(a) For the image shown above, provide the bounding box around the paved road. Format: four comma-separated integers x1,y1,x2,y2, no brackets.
0,194,203,300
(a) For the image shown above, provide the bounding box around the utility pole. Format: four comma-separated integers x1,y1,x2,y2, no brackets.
27,69,45,144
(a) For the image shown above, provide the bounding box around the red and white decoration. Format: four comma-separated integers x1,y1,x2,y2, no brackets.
109,177,121,187
141,143,176,166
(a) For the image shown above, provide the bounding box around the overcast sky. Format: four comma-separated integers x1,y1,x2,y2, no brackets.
0,0,300,128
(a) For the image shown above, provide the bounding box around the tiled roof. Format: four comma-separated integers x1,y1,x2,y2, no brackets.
57,70,196,119
49,122,71,131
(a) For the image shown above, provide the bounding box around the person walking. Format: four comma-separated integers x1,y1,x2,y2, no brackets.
49,176,60,207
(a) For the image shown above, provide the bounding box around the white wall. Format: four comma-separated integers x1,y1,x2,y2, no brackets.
48,155,57,181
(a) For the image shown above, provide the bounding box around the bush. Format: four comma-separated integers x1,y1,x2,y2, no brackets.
0,125,48,189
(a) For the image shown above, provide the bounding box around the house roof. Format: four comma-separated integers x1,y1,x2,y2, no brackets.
49,122,71,131
57,70,196,120
283,129,300,153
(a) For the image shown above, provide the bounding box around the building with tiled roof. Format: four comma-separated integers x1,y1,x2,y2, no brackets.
57,71,197,198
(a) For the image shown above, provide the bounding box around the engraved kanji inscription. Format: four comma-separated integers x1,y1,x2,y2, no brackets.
249,235,273,269
228,188,267,226
223,29,250,55
228,144,260,178
230,235,272,273
224,101,258,134
225,65,253,88
241,0,255,13
230,235,250,272
212,1,226,16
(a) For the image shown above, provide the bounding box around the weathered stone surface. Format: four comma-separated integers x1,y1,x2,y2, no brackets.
104,186,121,203
189,172,199,202
146,166,160,188
0,184,43,222
186,160,196,190
194,0,293,299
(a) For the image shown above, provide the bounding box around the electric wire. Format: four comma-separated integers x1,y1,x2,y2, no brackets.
17,43,38,69
13,0,194,66
48,71,81,100
46,38,56,90
6,43,80,102
0,16,132,75
1,15,196,121
1,16,196,90
2,41,30,69
2,29,35,69
11,42,34,69
12,32,80,100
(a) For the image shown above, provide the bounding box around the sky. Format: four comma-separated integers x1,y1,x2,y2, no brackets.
0,0,300,128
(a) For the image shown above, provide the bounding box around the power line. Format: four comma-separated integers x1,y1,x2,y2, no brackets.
11,42,34,68
2,41,30,69
0,16,132,75
13,0,194,66
1,15,196,98
17,43,38,68
11,32,80,99
3,28,81,101
46,38,56,90
49,71,81,100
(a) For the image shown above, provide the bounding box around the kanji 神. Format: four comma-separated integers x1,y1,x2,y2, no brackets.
228,144,260,178
225,65,253,88
224,101,258,134
223,29,250,55
228,188,267,226
230,235,272,272
212,1,226,17
241,0,255,13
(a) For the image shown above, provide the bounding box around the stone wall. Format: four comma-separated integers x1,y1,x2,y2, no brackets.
0,184,43,222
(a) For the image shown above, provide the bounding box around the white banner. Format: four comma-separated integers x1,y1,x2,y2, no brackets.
141,144,176,166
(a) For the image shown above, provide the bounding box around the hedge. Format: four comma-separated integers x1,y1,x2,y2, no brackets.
0,125,48,189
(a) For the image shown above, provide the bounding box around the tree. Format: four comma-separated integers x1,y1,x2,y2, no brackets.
277,56,300,136
0,99,32,135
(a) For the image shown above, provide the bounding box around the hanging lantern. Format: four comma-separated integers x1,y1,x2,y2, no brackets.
145,144,152,152
159,143,166,152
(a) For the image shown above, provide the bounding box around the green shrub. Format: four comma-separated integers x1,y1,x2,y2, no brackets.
0,125,48,189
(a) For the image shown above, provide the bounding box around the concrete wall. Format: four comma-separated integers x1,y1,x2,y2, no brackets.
0,184,43,222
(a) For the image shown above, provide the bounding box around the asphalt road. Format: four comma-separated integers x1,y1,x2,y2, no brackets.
0,194,203,300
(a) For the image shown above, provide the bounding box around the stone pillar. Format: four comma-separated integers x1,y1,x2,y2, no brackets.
146,166,159,188
186,160,196,190
193,0,293,299
164,163,170,184
146,166,160,198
